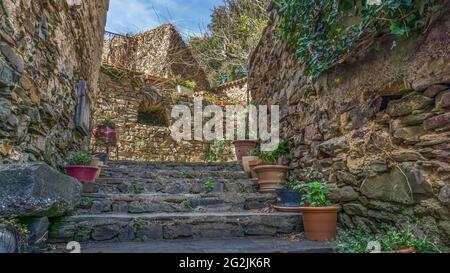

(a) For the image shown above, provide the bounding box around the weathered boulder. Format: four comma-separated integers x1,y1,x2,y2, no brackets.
423,113,450,130
361,169,412,204
343,203,368,216
318,136,349,156
361,165,432,204
386,95,433,117
329,186,359,202
436,90,450,109
0,163,82,218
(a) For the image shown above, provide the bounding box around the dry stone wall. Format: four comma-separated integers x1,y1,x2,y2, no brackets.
249,6,450,243
103,24,210,91
0,0,109,168
94,71,235,162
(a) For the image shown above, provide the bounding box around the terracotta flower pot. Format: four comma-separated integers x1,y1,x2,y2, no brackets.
91,157,101,179
233,140,258,162
300,206,339,241
95,125,117,146
253,165,288,193
65,165,99,183
248,159,262,179
393,247,416,254
241,156,259,174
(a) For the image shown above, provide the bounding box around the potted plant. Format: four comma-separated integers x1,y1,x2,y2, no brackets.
253,140,290,192
294,171,339,241
241,148,260,175
233,140,259,162
65,150,99,193
95,119,117,146
274,177,303,211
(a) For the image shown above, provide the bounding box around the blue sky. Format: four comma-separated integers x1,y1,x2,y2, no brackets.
106,0,223,37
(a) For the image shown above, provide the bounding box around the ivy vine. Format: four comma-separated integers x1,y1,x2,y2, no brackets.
275,0,437,79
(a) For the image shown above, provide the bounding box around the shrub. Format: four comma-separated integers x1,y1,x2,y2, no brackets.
98,119,116,128
335,224,446,253
67,150,93,166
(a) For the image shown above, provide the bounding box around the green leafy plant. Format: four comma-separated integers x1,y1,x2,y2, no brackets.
203,178,215,193
275,0,436,79
183,198,193,210
181,80,197,90
98,118,116,128
205,140,229,162
335,224,446,253
247,147,260,157
67,150,93,166
282,176,303,192
259,139,290,165
292,170,331,207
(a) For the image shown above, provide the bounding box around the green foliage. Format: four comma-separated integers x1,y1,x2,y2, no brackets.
183,198,193,210
292,170,331,207
259,139,290,164
247,147,260,156
98,118,116,128
67,150,93,166
181,80,197,90
275,0,436,79
335,224,446,253
188,0,270,86
203,178,216,193
205,140,232,162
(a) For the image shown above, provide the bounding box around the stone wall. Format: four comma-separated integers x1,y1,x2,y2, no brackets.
103,24,210,91
93,70,235,162
249,5,450,243
216,78,249,103
0,0,109,168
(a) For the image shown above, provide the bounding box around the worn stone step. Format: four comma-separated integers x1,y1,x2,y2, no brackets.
94,177,258,194
100,169,249,180
76,193,276,214
50,237,332,253
48,212,302,243
106,161,242,171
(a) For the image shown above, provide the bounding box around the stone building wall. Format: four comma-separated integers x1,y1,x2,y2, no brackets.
249,5,450,243
103,24,210,91
216,78,249,103
0,0,109,168
93,70,235,162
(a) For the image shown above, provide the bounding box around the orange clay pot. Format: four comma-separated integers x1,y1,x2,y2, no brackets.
300,206,339,241
253,165,288,193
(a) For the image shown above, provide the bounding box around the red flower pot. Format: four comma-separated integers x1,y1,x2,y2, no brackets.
233,140,258,162
65,165,99,183
95,125,117,146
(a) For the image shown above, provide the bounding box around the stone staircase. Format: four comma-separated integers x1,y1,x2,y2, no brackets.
48,161,331,252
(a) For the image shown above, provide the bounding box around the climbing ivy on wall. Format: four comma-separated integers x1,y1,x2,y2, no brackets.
275,0,437,79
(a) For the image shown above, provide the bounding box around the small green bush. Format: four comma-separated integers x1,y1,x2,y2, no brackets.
335,224,446,253
260,139,290,164
203,178,215,193
98,118,116,128
292,170,331,207
67,150,93,166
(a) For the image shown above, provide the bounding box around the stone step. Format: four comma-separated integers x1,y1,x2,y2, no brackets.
76,193,276,214
106,161,242,172
94,177,258,194
100,169,249,180
48,212,302,243
51,237,332,253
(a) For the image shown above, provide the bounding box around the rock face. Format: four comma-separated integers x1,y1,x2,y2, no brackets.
248,4,450,243
0,0,109,168
0,163,81,218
